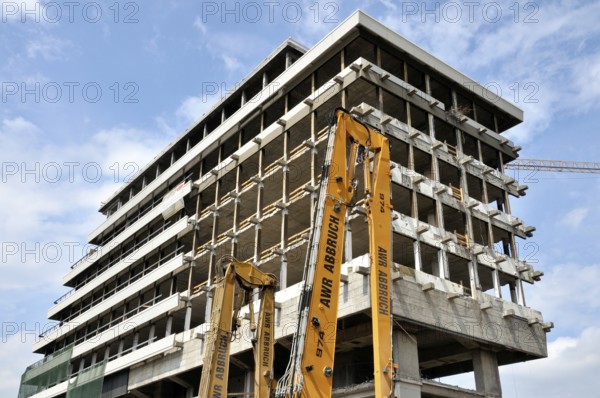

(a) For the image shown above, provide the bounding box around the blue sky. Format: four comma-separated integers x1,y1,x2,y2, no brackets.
1,0,599,396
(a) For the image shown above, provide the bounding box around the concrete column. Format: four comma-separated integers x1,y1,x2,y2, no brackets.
132,332,139,351
153,381,162,398
166,315,173,336
91,352,97,366
392,330,421,398
79,358,85,372
468,260,480,300
104,346,110,361
516,279,526,306
118,339,124,356
413,241,422,272
232,132,242,257
184,301,192,331
244,370,253,397
254,150,264,264
169,271,176,295
428,110,438,182
426,212,436,227
206,169,220,322
492,269,501,299
280,255,288,290
344,219,352,262
205,292,214,324
477,140,488,200
280,132,289,289
149,323,156,342
473,349,502,397
310,93,316,191
509,282,518,304
439,250,449,280
509,233,518,261
411,191,418,220
431,251,441,278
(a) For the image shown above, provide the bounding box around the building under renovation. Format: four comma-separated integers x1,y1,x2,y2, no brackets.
19,10,550,398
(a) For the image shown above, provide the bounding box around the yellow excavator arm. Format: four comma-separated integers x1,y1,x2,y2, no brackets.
276,108,395,398
198,257,277,398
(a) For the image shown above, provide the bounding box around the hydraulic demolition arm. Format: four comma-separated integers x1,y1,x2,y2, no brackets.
276,108,395,398
198,256,278,398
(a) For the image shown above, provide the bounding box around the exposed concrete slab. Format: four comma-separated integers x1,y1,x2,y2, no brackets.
392,275,547,358
128,258,545,390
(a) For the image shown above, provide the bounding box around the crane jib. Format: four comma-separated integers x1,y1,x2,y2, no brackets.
319,214,340,309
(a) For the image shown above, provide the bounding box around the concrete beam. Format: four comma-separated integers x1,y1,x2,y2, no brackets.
421,380,485,398
169,376,192,389
129,389,151,398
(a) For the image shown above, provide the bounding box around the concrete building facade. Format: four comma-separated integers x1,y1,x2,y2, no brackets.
19,11,550,398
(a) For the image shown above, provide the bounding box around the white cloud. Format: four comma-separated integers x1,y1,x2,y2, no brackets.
560,207,589,228
0,116,40,138
375,0,600,144
193,16,208,34
439,319,600,396
501,326,600,398
525,262,600,330
144,26,164,59
176,96,213,123
26,35,72,60
220,54,243,73
572,52,600,113
0,0,40,22
287,0,343,46
192,19,268,76
440,257,600,394
0,335,39,398
0,117,167,291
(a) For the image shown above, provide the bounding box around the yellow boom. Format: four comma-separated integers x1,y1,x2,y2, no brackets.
276,108,395,398
198,256,277,398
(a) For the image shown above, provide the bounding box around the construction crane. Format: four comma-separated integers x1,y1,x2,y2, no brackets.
275,108,395,398
198,256,277,398
504,159,600,174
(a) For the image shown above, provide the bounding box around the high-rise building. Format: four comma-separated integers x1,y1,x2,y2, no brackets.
19,11,549,398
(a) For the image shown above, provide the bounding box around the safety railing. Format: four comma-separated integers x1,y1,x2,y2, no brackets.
47,244,184,333
55,214,184,305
